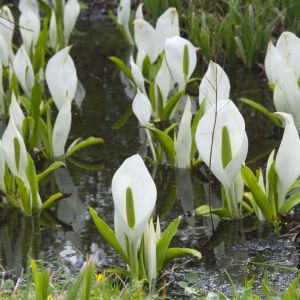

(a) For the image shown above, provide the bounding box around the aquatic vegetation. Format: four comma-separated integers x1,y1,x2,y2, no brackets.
196,100,248,220
89,154,201,281
242,113,300,227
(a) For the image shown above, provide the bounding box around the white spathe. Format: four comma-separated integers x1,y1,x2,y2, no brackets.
117,0,133,44
49,10,58,50
9,93,25,133
132,90,152,125
112,154,157,244
265,31,300,83
1,116,27,177
165,36,197,90
52,100,72,157
0,6,15,55
0,34,10,67
154,58,171,107
195,99,248,188
134,7,179,65
45,46,78,109
18,0,39,16
199,61,230,112
130,56,146,94
273,67,300,130
176,97,192,169
19,6,40,54
274,113,300,209
63,0,80,45
13,46,35,98
0,141,6,192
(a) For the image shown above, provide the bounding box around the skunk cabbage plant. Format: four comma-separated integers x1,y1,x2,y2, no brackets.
199,61,230,113
196,100,248,219
117,0,133,45
165,36,197,90
242,113,300,227
89,154,201,280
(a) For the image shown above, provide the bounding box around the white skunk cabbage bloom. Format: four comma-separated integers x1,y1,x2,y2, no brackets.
130,56,146,94
196,99,248,188
1,116,27,177
199,61,230,113
45,46,78,109
154,58,172,107
176,97,192,169
274,113,300,209
134,7,179,66
273,67,300,131
112,154,157,248
0,34,10,67
64,0,80,45
0,61,4,110
135,3,144,20
143,218,157,280
0,6,15,55
19,6,41,54
265,31,300,84
52,100,72,158
132,90,152,125
49,10,58,50
19,0,39,16
117,0,134,44
165,36,197,90
13,46,35,98
9,93,25,133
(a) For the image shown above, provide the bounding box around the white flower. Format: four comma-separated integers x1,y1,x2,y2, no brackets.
132,90,152,125
64,0,80,45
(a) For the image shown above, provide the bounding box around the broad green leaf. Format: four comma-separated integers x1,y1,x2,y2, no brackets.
221,126,232,169
37,161,65,182
240,98,281,126
161,91,185,121
195,205,230,218
126,187,135,228
241,165,274,222
279,193,300,214
287,180,300,193
41,193,66,210
89,207,128,263
16,177,31,216
144,125,176,166
66,137,104,158
109,56,133,82
26,154,39,209
267,162,278,212
164,247,201,264
156,216,181,272
31,259,50,300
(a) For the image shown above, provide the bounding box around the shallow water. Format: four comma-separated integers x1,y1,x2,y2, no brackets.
0,16,298,296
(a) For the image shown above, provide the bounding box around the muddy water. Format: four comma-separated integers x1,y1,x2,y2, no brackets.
0,15,299,295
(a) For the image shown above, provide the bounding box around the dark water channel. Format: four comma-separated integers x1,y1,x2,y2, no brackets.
0,15,299,296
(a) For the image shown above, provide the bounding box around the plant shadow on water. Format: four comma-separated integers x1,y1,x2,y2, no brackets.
0,15,299,295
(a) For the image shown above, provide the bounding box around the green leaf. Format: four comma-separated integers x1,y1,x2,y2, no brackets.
144,125,176,166
161,91,185,121
81,258,96,300
195,205,230,218
156,216,181,272
164,248,201,265
126,187,135,228
66,137,104,158
109,56,133,82
26,154,39,209
37,161,65,182
30,259,50,300
41,193,66,210
240,98,282,126
221,126,232,169
241,165,274,222
288,180,300,193
89,207,128,263
279,193,300,214
16,177,31,215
